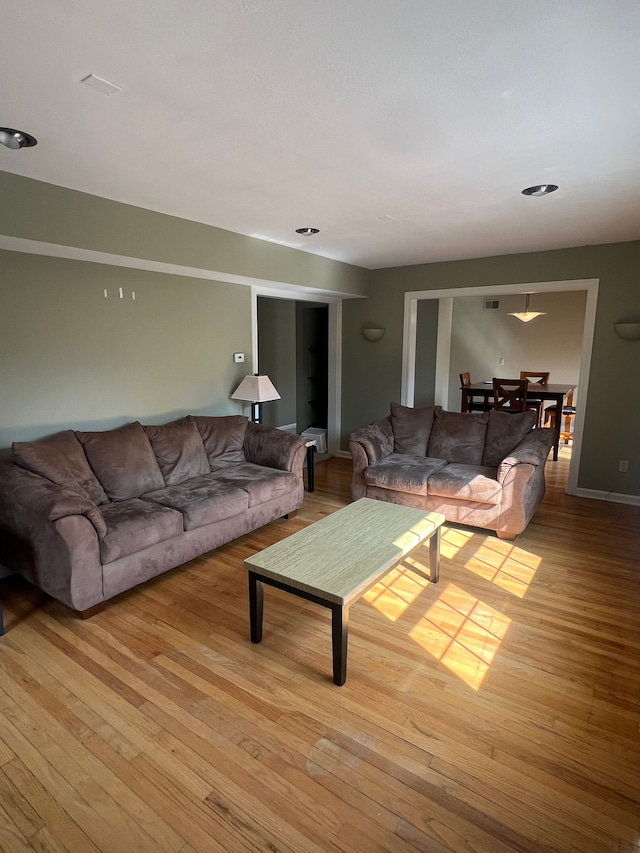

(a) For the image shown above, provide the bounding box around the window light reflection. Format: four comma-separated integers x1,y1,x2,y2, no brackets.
409,583,512,690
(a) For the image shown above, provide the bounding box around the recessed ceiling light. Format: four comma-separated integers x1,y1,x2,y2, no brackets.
295,227,319,235
522,184,558,197
0,127,37,150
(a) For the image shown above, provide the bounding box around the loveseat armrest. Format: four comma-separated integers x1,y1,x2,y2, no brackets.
348,417,394,500
349,417,394,465
243,422,307,477
497,427,557,484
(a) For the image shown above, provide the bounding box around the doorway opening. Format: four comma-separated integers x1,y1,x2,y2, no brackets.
401,278,599,496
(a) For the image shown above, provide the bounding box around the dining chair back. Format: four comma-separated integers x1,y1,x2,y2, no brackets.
493,377,529,413
520,371,549,385
519,371,549,425
459,372,493,412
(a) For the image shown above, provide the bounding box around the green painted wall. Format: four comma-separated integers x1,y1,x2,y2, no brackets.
0,249,252,448
343,241,640,497
0,171,369,297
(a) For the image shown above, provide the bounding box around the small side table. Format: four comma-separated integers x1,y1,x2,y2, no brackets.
304,439,317,493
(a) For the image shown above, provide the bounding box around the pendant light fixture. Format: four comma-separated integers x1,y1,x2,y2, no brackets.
508,293,546,323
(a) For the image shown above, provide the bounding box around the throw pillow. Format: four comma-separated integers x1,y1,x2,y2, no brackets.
77,421,165,501
12,430,108,505
390,402,440,455
427,409,489,465
143,418,209,486
481,409,537,468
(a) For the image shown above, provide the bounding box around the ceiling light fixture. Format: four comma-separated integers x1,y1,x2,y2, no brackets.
295,227,319,235
522,184,558,197
508,293,546,323
0,128,38,150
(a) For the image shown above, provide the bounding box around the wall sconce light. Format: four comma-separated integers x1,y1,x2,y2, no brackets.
362,326,385,342
613,322,640,341
231,374,281,422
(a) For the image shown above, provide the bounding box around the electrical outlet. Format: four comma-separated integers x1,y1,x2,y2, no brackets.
233,352,245,364
619,460,629,473
498,357,505,366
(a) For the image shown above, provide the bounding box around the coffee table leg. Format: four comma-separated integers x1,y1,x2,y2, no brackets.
331,604,348,686
429,527,441,584
248,571,263,643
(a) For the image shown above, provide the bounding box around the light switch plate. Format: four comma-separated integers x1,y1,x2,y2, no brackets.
233,352,245,363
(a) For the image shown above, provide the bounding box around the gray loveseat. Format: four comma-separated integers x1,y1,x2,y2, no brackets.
0,416,307,614
349,403,557,540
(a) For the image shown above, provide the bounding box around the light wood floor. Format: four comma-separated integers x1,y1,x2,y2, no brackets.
1,452,639,853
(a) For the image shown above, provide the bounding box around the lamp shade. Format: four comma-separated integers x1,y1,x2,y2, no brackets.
231,374,281,403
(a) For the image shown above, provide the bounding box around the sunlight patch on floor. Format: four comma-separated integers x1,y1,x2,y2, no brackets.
464,538,541,598
363,559,431,622
440,527,475,559
409,583,512,690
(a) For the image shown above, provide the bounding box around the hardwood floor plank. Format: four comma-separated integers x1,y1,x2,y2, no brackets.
0,454,638,852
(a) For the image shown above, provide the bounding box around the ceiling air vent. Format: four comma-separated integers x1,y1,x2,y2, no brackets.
483,299,500,310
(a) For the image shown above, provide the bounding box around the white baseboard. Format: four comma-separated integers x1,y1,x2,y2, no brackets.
335,450,351,459
277,423,297,434
572,487,640,506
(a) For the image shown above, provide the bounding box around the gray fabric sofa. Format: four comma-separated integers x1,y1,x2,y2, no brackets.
349,403,557,540
0,416,307,614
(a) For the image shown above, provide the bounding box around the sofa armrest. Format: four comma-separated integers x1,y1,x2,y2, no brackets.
0,462,105,610
243,422,307,477
0,463,106,537
349,417,394,465
497,427,557,484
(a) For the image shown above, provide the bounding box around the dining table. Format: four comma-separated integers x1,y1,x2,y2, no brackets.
461,381,577,461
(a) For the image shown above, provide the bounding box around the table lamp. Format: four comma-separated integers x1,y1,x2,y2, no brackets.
231,374,281,423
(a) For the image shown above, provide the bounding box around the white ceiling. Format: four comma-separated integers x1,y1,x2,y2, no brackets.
3,0,640,270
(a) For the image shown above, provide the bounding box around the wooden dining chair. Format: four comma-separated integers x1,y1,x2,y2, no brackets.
545,390,576,444
459,372,493,412
492,377,529,413
519,371,549,425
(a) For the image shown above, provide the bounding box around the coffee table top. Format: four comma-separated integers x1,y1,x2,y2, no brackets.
244,497,444,606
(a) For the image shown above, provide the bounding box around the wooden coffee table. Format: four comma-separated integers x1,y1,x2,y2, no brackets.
244,498,444,685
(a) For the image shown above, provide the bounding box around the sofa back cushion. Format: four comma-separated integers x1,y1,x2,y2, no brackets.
481,409,537,467
12,430,108,505
427,410,489,465
143,418,209,486
190,415,248,470
76,422,165,501
390,403,440,455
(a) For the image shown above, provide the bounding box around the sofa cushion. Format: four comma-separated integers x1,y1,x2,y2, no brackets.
481,409,537,468
190,415,248,470
390,403,440,455
427,409,489,465
141,474,249,531
12,430,108,505
209,462,297,507
427,463,502,505
143,418,210,486
98,499,183,563
77,422,165,502
365,453,448,496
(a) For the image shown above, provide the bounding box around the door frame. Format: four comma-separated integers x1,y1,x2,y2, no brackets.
401,278,599,496
251,286,342,455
